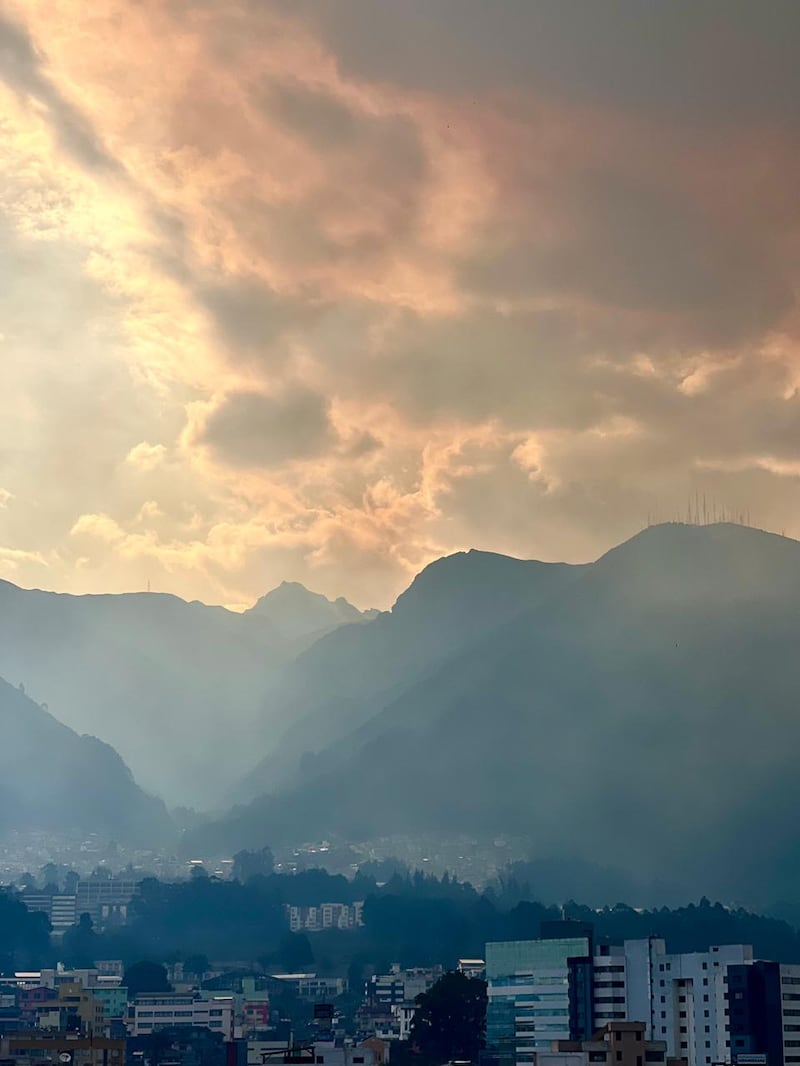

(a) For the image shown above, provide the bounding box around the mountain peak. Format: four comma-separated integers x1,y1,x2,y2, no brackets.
247,581,374,639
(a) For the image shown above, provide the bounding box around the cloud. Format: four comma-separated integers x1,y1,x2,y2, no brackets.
196,386,337,468
126,442,167,471
71,513,125,544
0,0,799,610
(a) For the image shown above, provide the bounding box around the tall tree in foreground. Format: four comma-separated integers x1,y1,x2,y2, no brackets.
410,970,487,1065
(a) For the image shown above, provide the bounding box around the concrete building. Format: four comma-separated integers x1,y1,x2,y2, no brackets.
0,1032,125,1066
33,983,106,1036
538,1021,669,1066
593,939,665,1030
650,943,752,1066
75,879,139,926
18,895,77,934
267,975,347,1001
486,930,752,1066
127,993,234,1040
286,903,364,933
87,984,128,1021
368,966,442,1007
591,937,754,1065
264,1042,380,1066
20,881,139,932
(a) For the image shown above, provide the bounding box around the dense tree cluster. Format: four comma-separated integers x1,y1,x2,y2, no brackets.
3,869,800,973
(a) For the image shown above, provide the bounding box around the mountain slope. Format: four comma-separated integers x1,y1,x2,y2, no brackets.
0,676,173,844
231,550,578,802
0,580,363,807
197,523,800,903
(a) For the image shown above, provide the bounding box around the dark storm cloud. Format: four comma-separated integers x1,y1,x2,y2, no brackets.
199,386,336,467
461,167,792,346
293,0,800,125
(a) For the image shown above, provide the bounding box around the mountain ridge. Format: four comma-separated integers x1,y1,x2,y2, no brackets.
0,575,373,807
194,523,800,904
0,676,173,844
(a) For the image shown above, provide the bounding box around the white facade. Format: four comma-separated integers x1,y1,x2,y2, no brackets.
128,994,234,1040
593,938,665,1030
371,1004,416,1042
777,963,800,1066
643,942,751,1066
304,1043,378,1066
593,937,753,1066
287,903,364,933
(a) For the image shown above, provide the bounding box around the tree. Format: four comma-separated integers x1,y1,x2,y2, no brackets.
410,971,487,1065
278,932,314,972
124,960,171,997
233,847,274,884
40,863,60,892
61,913,98,967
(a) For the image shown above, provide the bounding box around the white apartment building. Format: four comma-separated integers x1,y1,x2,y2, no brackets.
487,933,754,1066
651,943,752,1066
286,903,364,933
128,993,234,1040
593,938,753,1066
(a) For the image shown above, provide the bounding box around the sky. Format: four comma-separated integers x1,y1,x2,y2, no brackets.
1,1,800,610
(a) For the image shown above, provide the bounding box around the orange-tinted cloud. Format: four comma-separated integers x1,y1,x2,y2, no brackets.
1,0,800,607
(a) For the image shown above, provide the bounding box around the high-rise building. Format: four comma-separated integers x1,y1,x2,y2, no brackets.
727,961,800,1066
650,943,753,1066
486,931,753,1066
485,927,594,1066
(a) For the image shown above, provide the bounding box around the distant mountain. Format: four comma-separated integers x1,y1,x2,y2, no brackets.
230,549,576,803
194,523,800,905
0,676,172,844
0,579,364,807
246,581,377,640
